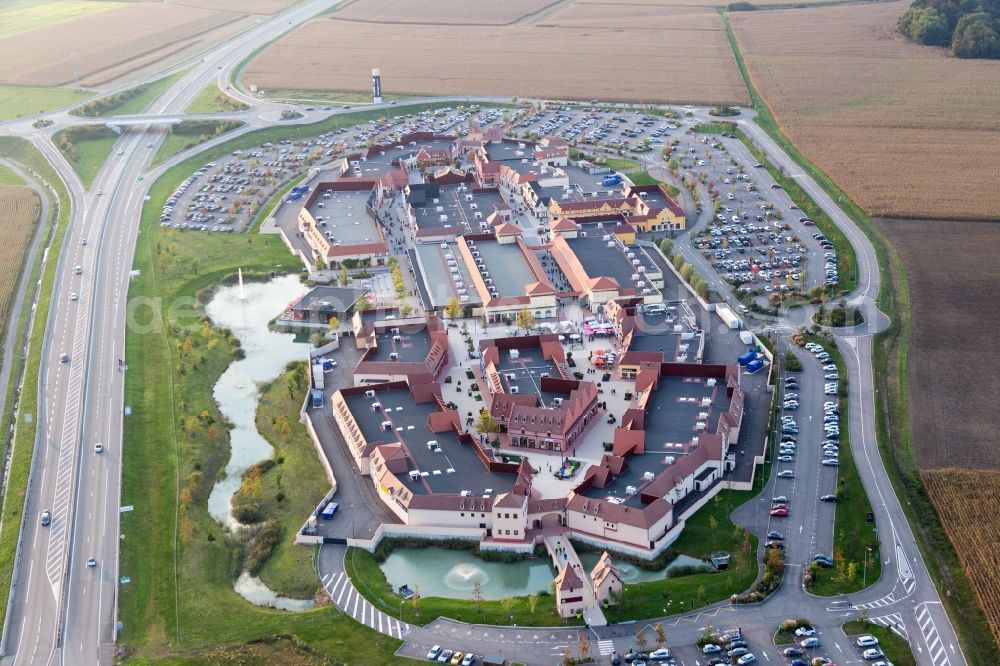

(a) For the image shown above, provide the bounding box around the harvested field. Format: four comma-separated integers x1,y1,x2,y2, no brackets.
730,1,1000,220
877,218,1000,470
0,187,40,332
576,0,839,5
333,0,558,25
921,469,1000,644
542,3,722,31
164,0,302,14
0,3,252,88
0,0,125,39
244,18,748,104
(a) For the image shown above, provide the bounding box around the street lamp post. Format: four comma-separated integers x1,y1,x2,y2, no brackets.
863,546,872,588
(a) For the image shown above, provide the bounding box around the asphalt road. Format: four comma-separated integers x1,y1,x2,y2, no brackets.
0,20,965,666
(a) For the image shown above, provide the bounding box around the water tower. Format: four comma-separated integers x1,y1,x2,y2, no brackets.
372,68,382,104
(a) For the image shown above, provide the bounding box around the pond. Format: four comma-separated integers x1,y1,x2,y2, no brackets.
380,547,706,599
205,274,309,529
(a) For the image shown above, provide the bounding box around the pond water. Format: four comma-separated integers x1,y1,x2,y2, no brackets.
205,274,309,529
380,547,706,599
204,274,314,611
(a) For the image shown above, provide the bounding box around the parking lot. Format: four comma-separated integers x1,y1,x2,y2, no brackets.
677,131,838,295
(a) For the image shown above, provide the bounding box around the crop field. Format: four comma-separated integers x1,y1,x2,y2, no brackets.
577,0,837,5
921,469,1000,644
0,187,40,333
163,0,302,14
0,3,253,88
0,0,125,39
333,0,558,24
877,218,1000,470
542,3,722,30
243,17,748,104
730,1,1000,220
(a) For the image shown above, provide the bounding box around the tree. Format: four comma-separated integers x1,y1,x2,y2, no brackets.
951,11,1000,58
527,592,538,614
314,257,326,271
579,633,591,658
899,6,952,46
411,584,421,616
516,308,536,334
500,596,516,624
400,303,414,317
476,411,500,433
444,295,462,319
654,623,667,648
708,515,718,532
327,316,340,331
636,628,648,650
847,561,858,583
355,296,374,311
338,265,350,287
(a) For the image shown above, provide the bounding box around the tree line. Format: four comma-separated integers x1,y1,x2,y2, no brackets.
898,0,1000,59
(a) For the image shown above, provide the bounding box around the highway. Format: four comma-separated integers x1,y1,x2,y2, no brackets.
0,10,966,666
0,0,345,663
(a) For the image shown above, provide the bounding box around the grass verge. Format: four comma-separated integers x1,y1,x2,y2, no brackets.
151,121,245,168
0,84,89,121
344,545,570,627
798,333,880,595
629,171,681,197
70,69,187,117
0,164,25,186
843,620,916,666
0,136,71,633
185,83,250,114
53,126,118,188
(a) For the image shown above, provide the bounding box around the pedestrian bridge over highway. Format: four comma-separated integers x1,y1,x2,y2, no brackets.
66,111,247,128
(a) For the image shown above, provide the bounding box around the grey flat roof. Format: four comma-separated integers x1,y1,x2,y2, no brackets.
344,388,513,496
495,350,560,403
565,236,644,288
583,375,731,506
411,185,507,232
367,327,433,364
485,142,532,162
309,189,381,245
414,242,483,309
563,163,618,194
475,240,536,299
637,189,669,209
293,286,367,313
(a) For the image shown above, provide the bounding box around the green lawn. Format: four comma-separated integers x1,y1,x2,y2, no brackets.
119,105,506,661
0,85,89,120
53,127,118,188
800,334,880,595
151,121,246,168
257,89,418,105
629,171,681,197
185,83,250,114
692,122,736,135
0,164,25,186
70,69,187,117
343,546,572,627
0,0,124,38
604,156,641,172
229,363,329,600
602,490,759,622
843,620,916,666
0,137,71,633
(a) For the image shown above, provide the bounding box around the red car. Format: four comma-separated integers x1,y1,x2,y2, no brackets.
770,507,789,517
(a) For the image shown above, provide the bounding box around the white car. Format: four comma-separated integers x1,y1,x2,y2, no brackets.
702,644,722,654
863,649,885,660
427,645,442,660
856,635,879,648
69,293,78,301
737,654,756,666
649,648,671,661
94,443,104,453
795,626,816,637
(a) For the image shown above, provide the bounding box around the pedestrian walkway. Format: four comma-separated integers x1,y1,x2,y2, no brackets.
542,535,608,627
321,569,410,639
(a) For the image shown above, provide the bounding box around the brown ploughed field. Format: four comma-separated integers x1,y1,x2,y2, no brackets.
0,186,40,331
243,13,748,104
921,469,1000,644
730,1,1000,220
332,0,558,24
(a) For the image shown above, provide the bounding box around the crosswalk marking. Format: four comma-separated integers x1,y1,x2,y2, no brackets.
322,564,409,639
597,640,615,656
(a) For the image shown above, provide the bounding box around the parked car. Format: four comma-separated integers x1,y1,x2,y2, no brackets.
767,531,783,540
727,647,749,658
800,638,821,649
737,655,756,666
795,626,816,637
770,507,789,517
649,648,671,661
820,495,839,502
437,649,454,663
856,635,879,648
778,470,795,479
863,649,885,660
784,647,803,657
702,644,722,654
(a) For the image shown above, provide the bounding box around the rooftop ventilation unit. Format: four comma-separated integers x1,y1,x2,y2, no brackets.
698,411,709,421
642,288,652,295
702,397,713,407
390,327,400,335
372,402,382,411
381,421,393,431
552,397,564,406
472,250,480,258
440,242,448,249
365,389,376,398
510,386,520,394
506,373,517,381
393,335,402,342
707,378,717,387
408,470,420,481
461,490,471,497
436,206,444,212
460,295,469,303
427,440,440,451
607,240,616,247
602,234,611,241
466,194,473,201
625,485,638,495
389,352,399,360
484,278,493,285
627,252,636,259
580,231,588,238
642,471,655,481
695,421,706,431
